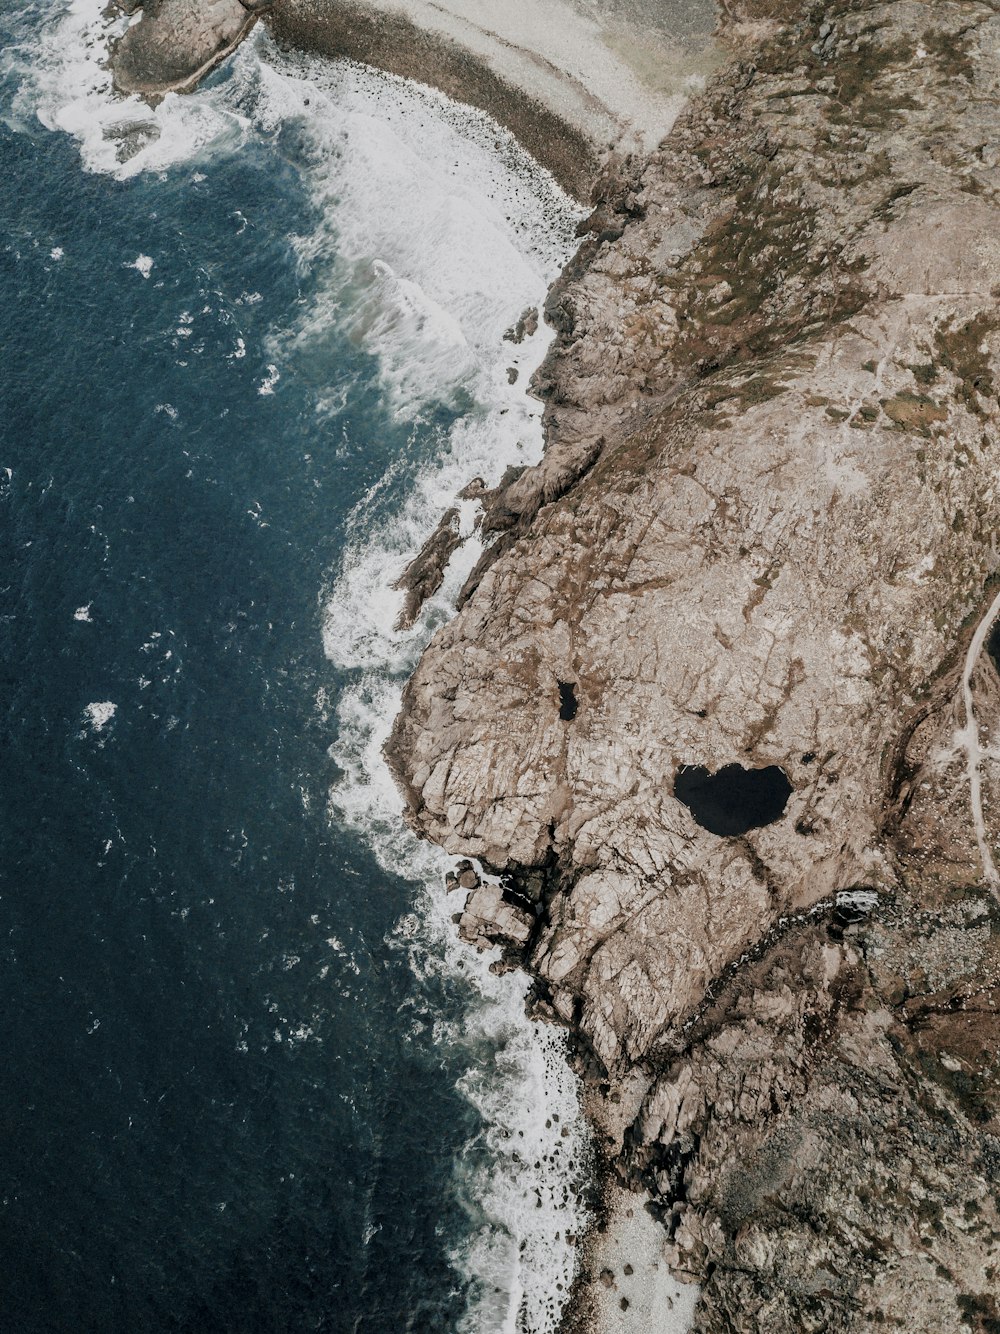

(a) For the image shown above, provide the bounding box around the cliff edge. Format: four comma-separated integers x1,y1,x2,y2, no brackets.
387,0,1000,1327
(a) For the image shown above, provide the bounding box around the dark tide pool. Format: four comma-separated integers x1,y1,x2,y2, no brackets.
674,763,793,837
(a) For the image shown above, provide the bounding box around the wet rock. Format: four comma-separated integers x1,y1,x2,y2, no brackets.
458,882,534,951
504,306,539,344
393,507,463,631
457,476,488,502
111,0,258,96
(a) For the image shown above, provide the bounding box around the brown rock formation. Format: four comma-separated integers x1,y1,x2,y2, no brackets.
110,0,264,96
387,0,1000,1326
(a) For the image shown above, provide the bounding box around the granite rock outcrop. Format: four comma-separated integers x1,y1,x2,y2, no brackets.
387,0,1000,1326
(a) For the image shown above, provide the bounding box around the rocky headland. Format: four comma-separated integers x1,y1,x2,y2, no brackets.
109,0,1000,1329
387,0,1000,1326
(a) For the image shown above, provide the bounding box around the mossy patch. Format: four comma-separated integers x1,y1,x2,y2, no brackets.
822,34,921,128
935,314,999,416
882,393,948,431
956,1291,1000,1334
920,24,976,83
907,362,938,387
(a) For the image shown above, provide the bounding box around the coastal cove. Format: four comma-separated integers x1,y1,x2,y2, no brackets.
109,0,722,198
9,0,1000,1331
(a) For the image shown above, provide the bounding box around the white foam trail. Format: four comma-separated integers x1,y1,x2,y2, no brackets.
20,7,593,1326
328,677,593,1334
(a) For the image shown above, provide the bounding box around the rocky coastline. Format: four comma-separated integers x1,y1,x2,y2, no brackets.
110,0,268,96
386,0,1000,1326
108,1,1000,1329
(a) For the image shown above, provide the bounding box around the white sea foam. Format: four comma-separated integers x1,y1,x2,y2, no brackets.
83,700,116,732
22,7,593,1328
314,64,591,1329
328,676,592,1333
8,0,249,179
256,363,280,396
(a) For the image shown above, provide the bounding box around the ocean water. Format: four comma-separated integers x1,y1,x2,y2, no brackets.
0,5,592,1331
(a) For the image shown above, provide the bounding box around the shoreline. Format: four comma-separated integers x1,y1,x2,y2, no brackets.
102,2,705,1325
112,0,721,201
380,0,1000,1326
555,1068,700,1334
265,0,601,200
265,0,720,200
79,0,1000,1329
250,5,719,1327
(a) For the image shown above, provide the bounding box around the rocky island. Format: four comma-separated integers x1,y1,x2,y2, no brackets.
108,0,1000,1328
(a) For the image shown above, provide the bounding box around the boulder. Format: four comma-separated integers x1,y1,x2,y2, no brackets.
111,0,258,96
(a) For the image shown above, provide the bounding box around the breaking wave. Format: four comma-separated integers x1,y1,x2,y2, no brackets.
14,4,593,1328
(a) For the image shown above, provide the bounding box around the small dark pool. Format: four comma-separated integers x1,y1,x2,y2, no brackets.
674,762,793,837
558,682,578,722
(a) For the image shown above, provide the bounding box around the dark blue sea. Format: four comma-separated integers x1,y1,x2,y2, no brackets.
0,5,589,1330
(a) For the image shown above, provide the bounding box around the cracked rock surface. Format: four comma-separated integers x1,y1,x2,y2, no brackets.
387,0,1000,1326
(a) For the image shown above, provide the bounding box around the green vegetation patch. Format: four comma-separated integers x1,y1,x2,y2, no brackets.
935,314,999,416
